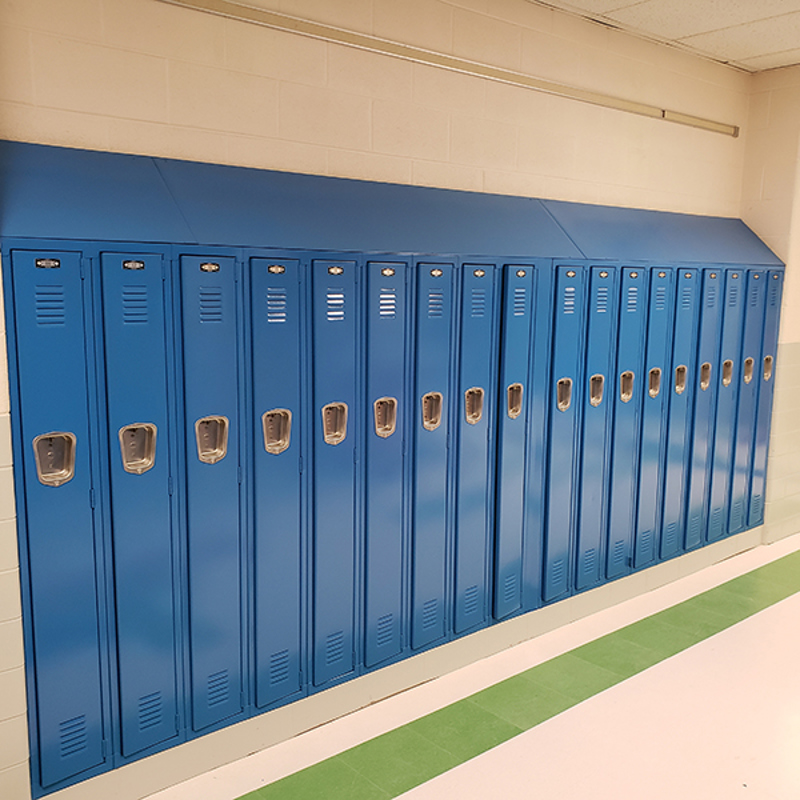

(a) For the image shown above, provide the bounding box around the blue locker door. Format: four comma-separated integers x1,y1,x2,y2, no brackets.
251,257,304,706
454,264,497,634
364,260,408,667
412,263,454,648
180,255,243,730
494,265,535,620
606,267,649,580
685,269,724,550
729,271,767,534
100,252,179,755
312,258,359,685
707,270,746,543
543,265,585,602
749,271,784,527
10,249,106,787
575,267,617,591
634,268,674,569
660,269,700,559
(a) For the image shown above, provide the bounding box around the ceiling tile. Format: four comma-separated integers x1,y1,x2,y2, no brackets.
737,47,800,71
536,1,643,15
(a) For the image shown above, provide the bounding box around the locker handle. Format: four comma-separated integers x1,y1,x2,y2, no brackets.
262,409,291,454
465,387,484,425
32,432,76,487
422,392,443,431
743,357,754,385
322,402,348,445
507,383,523,419
589,374,604,407
556,378,572,412
118,423,157,475
700,362,712,391
722,359,734,388
373,397,397,438
195,416,229,463
648,367,662,399
620,371,634,403
764,355,774,381
675,365,687,395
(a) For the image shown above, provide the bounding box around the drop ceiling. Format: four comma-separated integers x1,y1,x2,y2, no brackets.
531,0,800,72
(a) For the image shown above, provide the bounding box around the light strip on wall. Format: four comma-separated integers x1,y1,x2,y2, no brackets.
159,0,740,138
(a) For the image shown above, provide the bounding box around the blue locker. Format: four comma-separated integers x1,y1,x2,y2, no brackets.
606,267,649,580
364,260,408,667
250,256,305,707
454,263,498,634
707,270,745,542
634,268,674,568
179,254,244,730
99,252,179,756
543,265,586,602
685,269,724,550
412,262,454,648
10,249,107,788
660,269,700,559
749,271,783,527
493,264,535,620
729,271,767,534
311,258,359,685
575,266,617,591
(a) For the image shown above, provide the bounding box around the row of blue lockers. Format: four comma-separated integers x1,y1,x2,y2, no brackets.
3,239,783,796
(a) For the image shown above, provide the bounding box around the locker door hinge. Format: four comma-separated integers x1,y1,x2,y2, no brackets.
299,456,303,475
238,466,243,484
80,258,88,280
90,489,96,509
101,739,108,758
175,713,180,729
168,476,174,496
353,447,358,464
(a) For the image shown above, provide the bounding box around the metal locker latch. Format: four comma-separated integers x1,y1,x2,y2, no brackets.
763,355,774,381
465,387,484,425
743,357,754,385
118,423,157,474
556,378,572,412
700,362,712,391
195,416,229,463
589,374,604,407
722,359,734,387
620,371,635,403
507,383,523,419
32,432,76,487
648,367,662,398
422,392,443,431
322,403,348,445
373,397,397,438
262,409,291,455
675,364,687,395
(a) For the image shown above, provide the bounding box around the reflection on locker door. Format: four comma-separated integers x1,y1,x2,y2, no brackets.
749,271,783,527
660,270,700,560
251,257,304,706
10,249,107,788
364,261,408,667
180,255,243,730
412,263,454,648
100,252,179,756
634,268,674,568
312,259,359,685
576,267,617,591
454,263,497,634
729,271,767,534
494,265,535,620
606,268,649,579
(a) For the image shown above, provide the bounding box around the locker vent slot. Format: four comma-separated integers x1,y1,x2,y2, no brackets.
557,378,572,412
620,371,634,403
750,284,759,307
655,285,667,311
751,494,764,519
373,397,397,438
589,374,604,407
648,367,662,398
35,287,66,326
195,416,229,463
681,286,693,310
700,362,712,391
731,499,743,524
269,650,290,685
595,286,609,313
422,598,438,630
465,387,484,425
582,548,596,577
663,522,678,551
743,357,754,384
464,585,479,616
379,289,397,319
710,507,723,535
722,359,734,387
322,402,348,445
326,290,345,322
422,392,443,432
551,559,564,586
706,286,717,308
769,282,780,306
118,423,157,474
266,288,287,323
262,409,291,455
33,432,76,487
639,529,652,556
626,286,638,313
764,355,774,381
513,286,526,316
675,365,687,395
138,692,163,731
59,715,87,758
471,288,486,318
612,539,625,565
503,574,517,604
428,290,444,318
199,287,224,323
325,631,344,665
376,614,393,647
207,670,229,707
688,515,702,543
728,284,739,307
507,383,523,419
122,285,148,324
562,286,576,314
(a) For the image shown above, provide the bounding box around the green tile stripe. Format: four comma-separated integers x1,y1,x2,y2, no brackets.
242,549,800,800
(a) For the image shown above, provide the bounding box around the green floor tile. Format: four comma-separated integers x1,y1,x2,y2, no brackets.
721,571,797,606
570,631,665,677
746,553,800,589
693,585,771,623
253,757,390,800
521,652,623,702
653,596,738,638
615,616,705,659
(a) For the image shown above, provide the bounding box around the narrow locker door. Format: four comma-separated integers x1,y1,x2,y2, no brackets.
685,270,723,550
707,270,745,543
494,265,535,620
660,270,700,560
251,257,304,707
634,268,674,569
543,265,585,602
364,261,408,667
576,267,617,592
100,252,178,756
606,268,649,580
412,263,454,648
454,264,497,634
749,271,784,527
312,259,359,685
729,271,767,534
10,250,107,788
180,255,243,731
